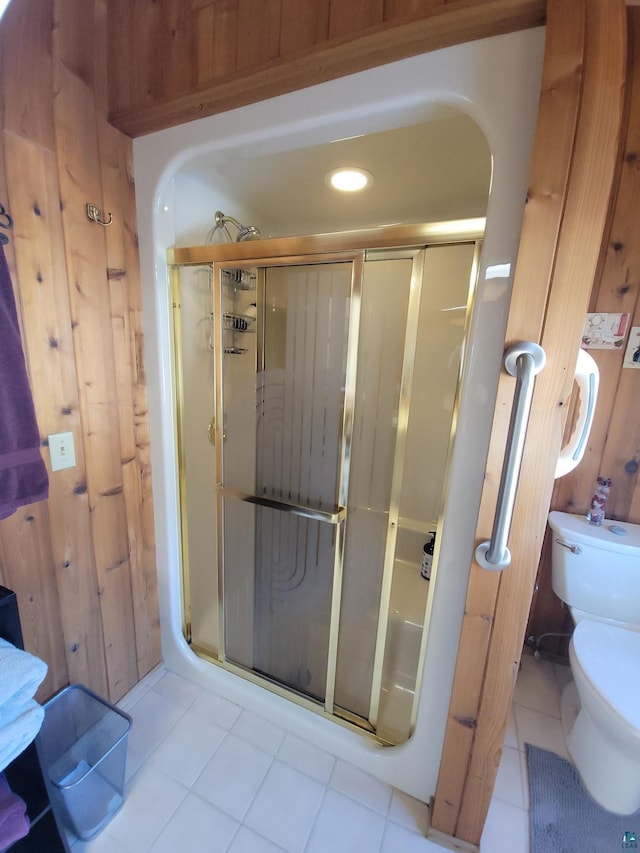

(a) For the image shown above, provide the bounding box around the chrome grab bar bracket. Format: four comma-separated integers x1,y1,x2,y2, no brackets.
475,342,546,571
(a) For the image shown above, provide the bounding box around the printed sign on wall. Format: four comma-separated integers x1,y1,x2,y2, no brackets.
582,312,630,349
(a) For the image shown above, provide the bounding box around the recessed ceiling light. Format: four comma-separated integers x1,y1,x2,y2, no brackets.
326,167,374,192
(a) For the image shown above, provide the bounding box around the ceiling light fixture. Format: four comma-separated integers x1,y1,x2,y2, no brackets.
326,167,374,192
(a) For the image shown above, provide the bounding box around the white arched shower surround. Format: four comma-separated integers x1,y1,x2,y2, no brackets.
133,27,545,802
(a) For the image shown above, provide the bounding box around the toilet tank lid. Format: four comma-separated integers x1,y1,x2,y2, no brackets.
548,511,640,556
572,620,640,730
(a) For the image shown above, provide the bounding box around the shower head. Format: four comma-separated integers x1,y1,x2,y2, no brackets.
211,211,262,243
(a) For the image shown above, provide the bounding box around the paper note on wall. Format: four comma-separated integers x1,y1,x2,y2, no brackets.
582,312,630,349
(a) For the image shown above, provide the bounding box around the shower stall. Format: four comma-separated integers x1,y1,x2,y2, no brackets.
171,232,480,745
134,27,545,801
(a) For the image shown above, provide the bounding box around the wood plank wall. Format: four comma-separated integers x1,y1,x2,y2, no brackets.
107,0,546,137
0,0,160,704
526,7,640,657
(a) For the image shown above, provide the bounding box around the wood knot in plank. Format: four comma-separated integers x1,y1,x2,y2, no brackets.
454,716,477,730
107,268,126,280
73,483,87,495
101,485,123,497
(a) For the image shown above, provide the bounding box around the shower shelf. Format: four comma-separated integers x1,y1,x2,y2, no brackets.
224,346,248,355
223,312,256,333
221,268,256,291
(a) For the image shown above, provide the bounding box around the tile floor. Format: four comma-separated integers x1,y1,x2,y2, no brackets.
66,650,571,853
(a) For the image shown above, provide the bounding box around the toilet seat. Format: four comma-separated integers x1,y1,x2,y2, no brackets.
572,620,640,732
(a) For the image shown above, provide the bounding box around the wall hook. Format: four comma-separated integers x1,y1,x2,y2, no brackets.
86,203,113,227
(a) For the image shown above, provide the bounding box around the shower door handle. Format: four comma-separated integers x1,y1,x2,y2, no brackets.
218,486,345,525
208,416,226,445
475,342,546,571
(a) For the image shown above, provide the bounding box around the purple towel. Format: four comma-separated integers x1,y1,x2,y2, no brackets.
0,244,48,520
0,772,29,849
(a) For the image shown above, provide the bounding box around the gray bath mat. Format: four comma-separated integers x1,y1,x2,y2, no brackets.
526,743,640,853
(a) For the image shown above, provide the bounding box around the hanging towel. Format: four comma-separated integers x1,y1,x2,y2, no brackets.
0,243,48,521
0,638,48,708
0,637,47,772
0,772,29,849
0,699,45,773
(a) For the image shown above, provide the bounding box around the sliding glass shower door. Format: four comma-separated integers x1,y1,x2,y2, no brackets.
215,260,358,704
170,226,481,743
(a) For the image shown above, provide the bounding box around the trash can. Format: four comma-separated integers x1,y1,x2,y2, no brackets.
36,684,132,841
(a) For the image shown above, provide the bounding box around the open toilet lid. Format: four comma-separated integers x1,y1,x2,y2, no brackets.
572,620,640,730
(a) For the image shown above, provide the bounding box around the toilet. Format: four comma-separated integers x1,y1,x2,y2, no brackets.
548,510,640,814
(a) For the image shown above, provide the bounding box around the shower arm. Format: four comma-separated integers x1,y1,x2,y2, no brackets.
212,211,261,242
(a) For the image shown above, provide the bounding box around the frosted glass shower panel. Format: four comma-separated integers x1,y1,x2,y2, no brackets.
220,261,353,703
334,257,414,719
257,263,352,509
172,265,218,654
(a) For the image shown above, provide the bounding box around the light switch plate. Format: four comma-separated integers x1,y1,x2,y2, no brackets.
48,431,76,471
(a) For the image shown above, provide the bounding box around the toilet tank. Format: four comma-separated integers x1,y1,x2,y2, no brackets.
548,511,640,626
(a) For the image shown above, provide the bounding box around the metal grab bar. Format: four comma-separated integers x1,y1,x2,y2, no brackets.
475,342,546,571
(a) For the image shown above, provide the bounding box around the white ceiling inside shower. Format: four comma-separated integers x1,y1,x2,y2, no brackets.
176,109,492,241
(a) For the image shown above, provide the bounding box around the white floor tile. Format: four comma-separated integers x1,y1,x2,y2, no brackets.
305,788,386,853
107,764,187,852
330,759,393,815
244,761,325,852
519,650,556,681
513,668,561,718
503,705,518,749
127,690,185,759
124,745,145,783
387,789,429,835
492,746,524,809
381,822,444,853
228,826,287,852
97,654,551,853
149,792,239,853
276,732,335,784
190,688,243,729
231,709,286,756
193,733,273,821
480,797,529,853
147,709,227,787
152,670,203,708
554,661,572,686
118,665,166,713
71,830,130,852
513,704,569,758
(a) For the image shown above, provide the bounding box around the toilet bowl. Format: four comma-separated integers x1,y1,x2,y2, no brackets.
548,511,640,813
565,620,640,814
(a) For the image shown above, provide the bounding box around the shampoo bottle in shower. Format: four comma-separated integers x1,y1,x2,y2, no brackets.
587,476,612,526
421,532,436,580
